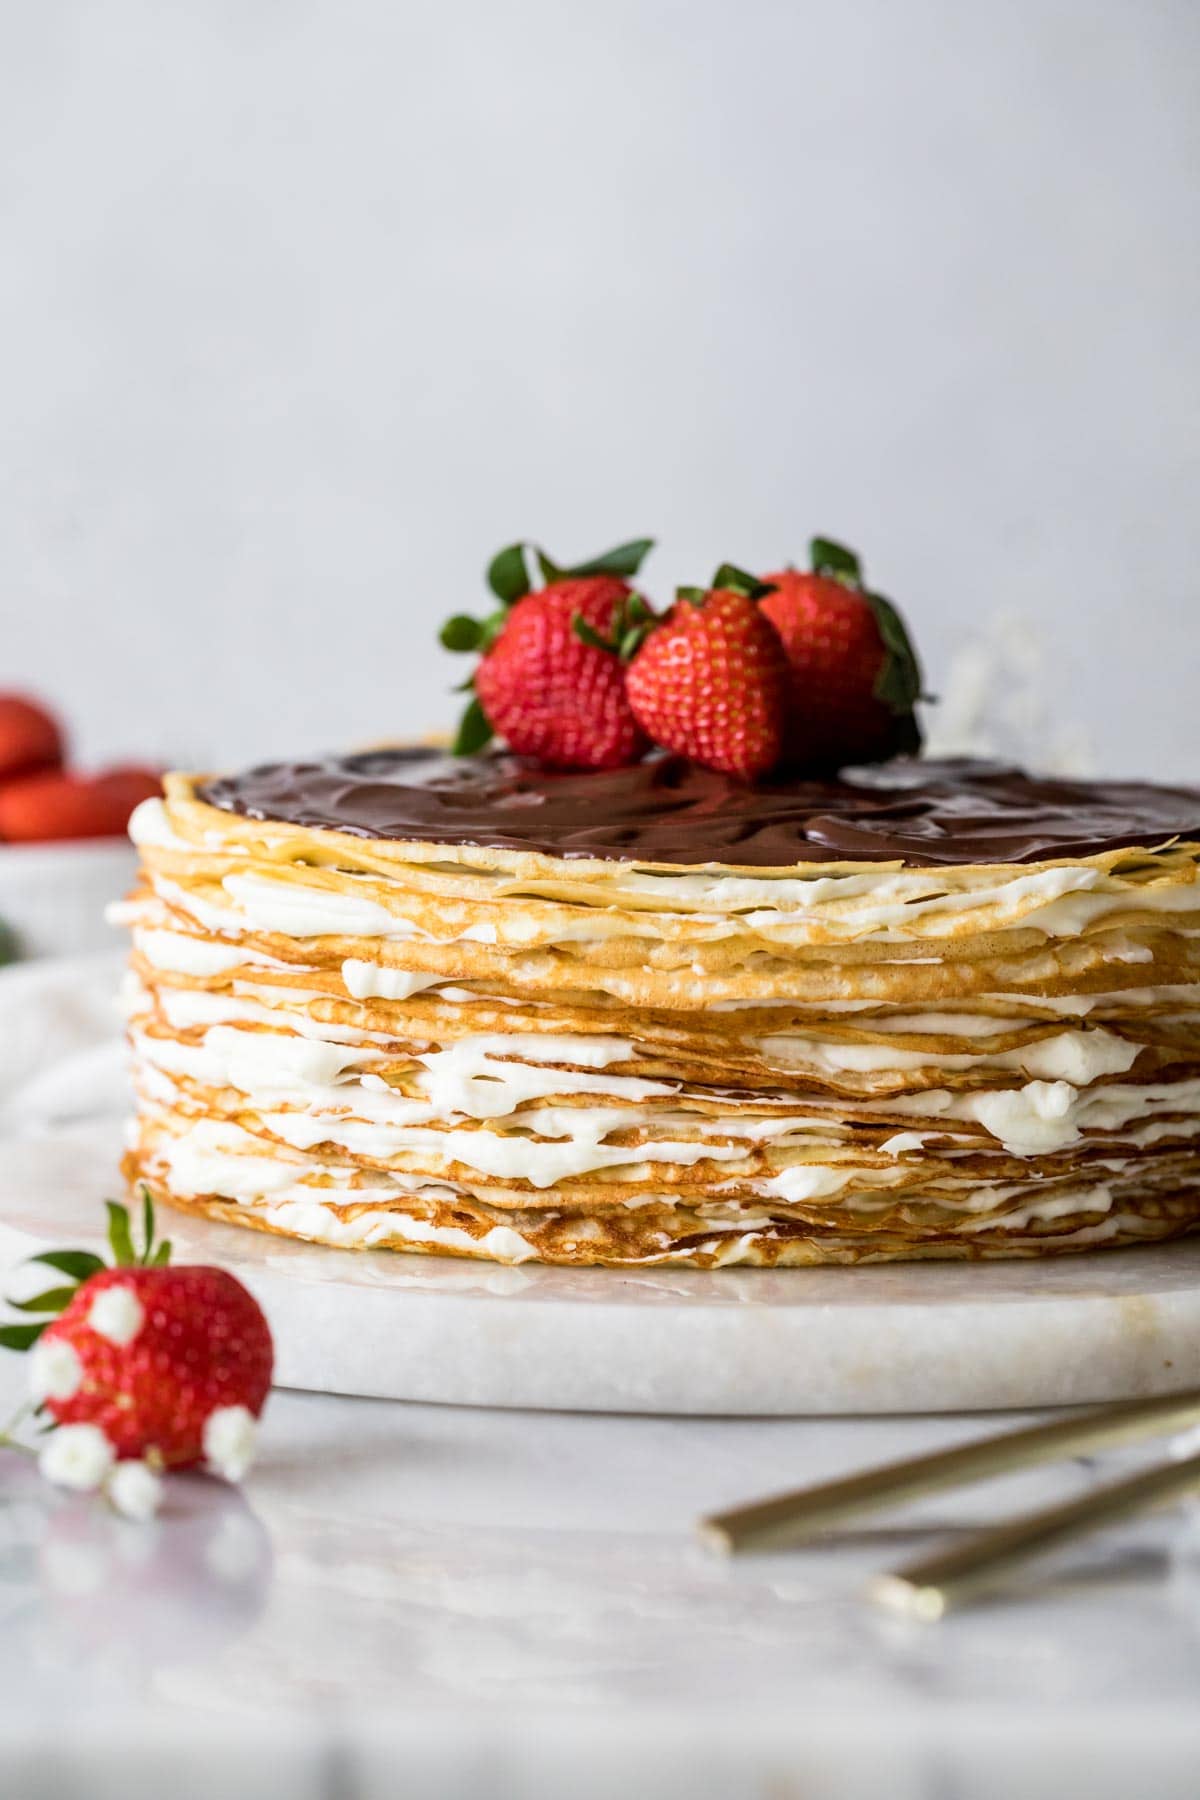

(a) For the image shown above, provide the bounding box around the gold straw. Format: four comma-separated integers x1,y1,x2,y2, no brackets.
699,1388,1200,1555
868,1449,1200,1620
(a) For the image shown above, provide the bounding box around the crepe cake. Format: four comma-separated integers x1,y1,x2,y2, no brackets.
114,749,1200,1267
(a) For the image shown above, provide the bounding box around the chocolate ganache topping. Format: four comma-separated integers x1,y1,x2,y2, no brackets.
195,750,1200,868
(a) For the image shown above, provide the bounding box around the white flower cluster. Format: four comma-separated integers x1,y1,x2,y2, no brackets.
36,1426,162,1520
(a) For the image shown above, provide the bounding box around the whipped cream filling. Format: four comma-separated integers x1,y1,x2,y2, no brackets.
762,1165,878,1203
257,1108,748,1186
882,1073,1200,1155
341,959,445,1000
129,798,192,853
756,1026,1140,1084
134,927,290,977
133,1024,390,1099
879,1131,929,1155
412,1035,650,1121
222,874,415,940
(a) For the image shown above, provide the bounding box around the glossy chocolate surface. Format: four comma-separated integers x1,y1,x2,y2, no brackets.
196,750,1200,868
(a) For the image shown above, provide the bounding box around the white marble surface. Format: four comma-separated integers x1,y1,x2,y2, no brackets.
2,1349,1200,1798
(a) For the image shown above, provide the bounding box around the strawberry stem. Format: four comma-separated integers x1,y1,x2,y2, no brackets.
572,594,656,661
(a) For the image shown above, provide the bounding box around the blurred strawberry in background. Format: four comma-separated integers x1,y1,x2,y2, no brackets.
0,693,161,844
0,694,65,782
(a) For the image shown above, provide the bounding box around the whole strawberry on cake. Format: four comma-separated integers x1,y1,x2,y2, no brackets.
115,536,1200,1266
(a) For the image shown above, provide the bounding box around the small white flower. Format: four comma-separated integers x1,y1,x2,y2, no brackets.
39,1423,115,1492
202,1404,258,1483
88,1284,145,1348
106,1459,164,1522
29,1336,83,1403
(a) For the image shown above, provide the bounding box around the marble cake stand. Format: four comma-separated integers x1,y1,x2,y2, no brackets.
2,1120,1199,1414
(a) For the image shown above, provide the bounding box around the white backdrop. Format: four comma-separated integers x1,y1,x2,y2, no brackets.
2,0,1197,778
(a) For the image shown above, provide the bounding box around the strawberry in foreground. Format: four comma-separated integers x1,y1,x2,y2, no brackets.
0,693,64,783
625,566,789,781
759,537,925,771
1,1194,273,1514
441,538,656,770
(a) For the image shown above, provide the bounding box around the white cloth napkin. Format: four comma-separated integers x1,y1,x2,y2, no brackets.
0,952,130,1137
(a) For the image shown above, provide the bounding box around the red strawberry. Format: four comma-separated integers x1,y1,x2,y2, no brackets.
0,764,160,842
759,537,924,770
3,1195,273,1475
441,538,655,770
625,567,789,781
0,693,64,782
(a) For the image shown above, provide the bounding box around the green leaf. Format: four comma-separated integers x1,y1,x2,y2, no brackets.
7,1286,77,1315
440,614,485,653
867,590,925,716
711,563,775,601
30,1250,104,1281
106,1201,136,1268
486,543,532,605
572,615,616,654
676,585,707,606
619,625,651,661
535,548,565,586
560,538,655,581
0,919,16,969
0,1322,47,1352
810,537,862,585
151,1240,172,1267
453,696,494,757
